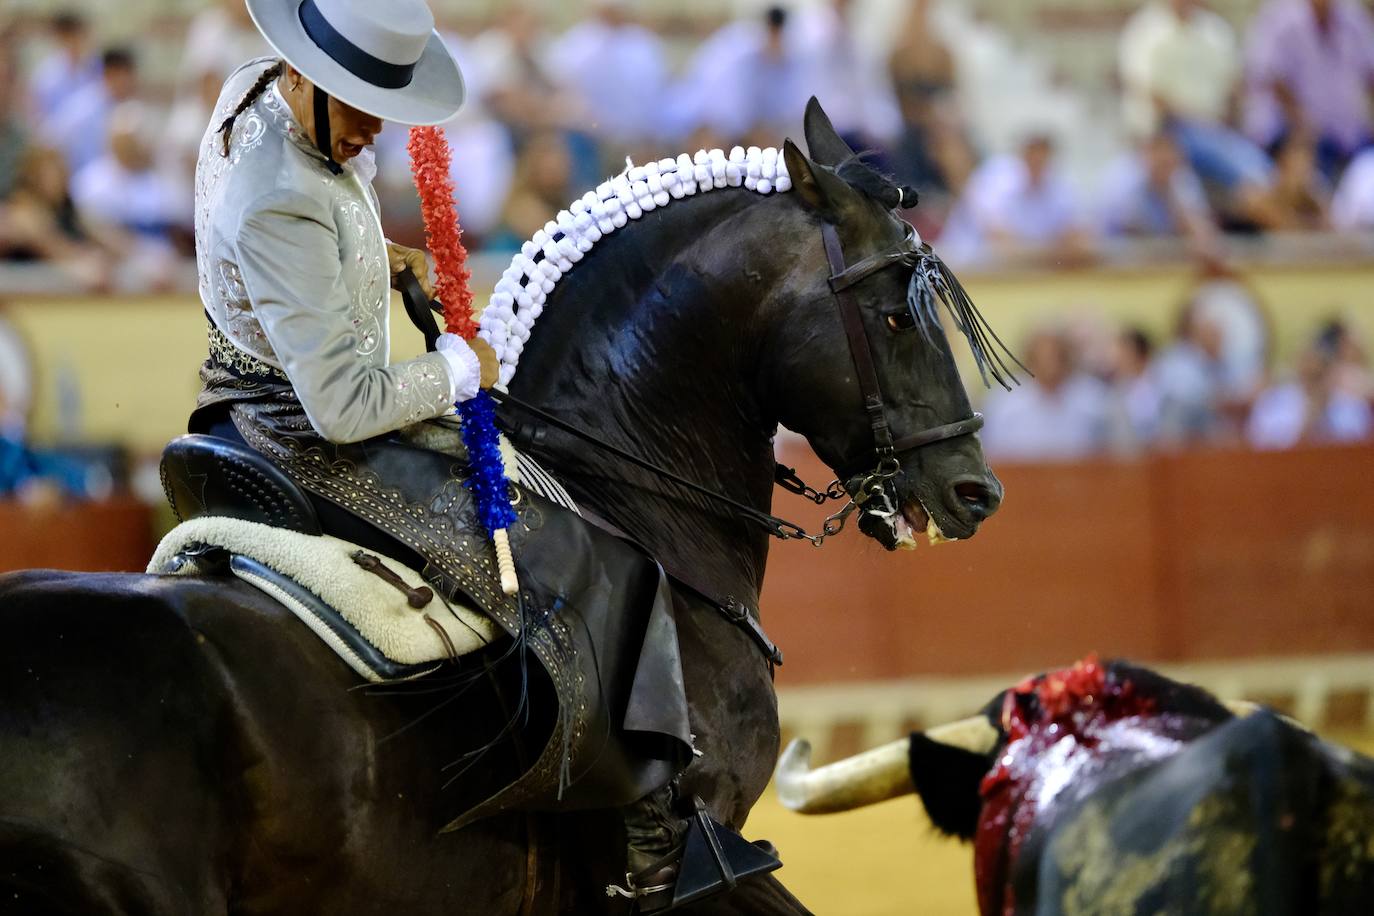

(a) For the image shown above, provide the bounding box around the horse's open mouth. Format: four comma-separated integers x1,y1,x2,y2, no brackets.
858,497,956,551
894,498,954,550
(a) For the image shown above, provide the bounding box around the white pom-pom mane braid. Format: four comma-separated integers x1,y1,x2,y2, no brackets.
479,146,793,388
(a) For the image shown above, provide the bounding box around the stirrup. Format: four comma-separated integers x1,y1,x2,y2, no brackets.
604,797,782,912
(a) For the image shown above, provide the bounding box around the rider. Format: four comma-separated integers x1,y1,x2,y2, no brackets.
190,0,695,904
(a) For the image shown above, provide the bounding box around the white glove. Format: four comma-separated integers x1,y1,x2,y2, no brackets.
435,333,482,403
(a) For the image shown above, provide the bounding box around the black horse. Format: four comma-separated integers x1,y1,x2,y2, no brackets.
0,102,1003,914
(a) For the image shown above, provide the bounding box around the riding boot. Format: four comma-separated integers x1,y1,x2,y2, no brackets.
611,787,783,912
619,783,686,909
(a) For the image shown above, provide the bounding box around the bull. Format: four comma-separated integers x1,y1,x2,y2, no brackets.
775,657,1374,914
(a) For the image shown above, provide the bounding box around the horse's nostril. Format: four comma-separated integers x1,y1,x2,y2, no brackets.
951,480,999,520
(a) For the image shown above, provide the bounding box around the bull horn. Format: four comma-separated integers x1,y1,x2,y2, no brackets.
925,715,1000,756
775,715,999,815
775,737,913,814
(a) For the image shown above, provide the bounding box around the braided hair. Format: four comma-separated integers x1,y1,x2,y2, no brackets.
217,61,283,157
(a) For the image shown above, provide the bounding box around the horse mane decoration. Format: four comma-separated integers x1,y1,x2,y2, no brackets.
479,146,794,388
475,144,1021,393
408,126,519,595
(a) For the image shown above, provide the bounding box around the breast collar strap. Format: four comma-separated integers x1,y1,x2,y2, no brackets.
819,220,983,482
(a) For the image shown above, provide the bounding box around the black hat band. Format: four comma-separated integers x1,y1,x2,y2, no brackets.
298,0,417,90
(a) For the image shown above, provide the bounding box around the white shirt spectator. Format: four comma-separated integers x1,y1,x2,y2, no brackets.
27,50,99,128
1247,383,1372,449
670,18,809,141
1119,1,1241,137
980,375,1114,461
546,14,667,146
938,151,1083,263
1332,149,1374,231
1153,340,1224,443
1098,149,1211,237
71,156,181,238
42,80,114,174
71,104,181,240
791,2,902,144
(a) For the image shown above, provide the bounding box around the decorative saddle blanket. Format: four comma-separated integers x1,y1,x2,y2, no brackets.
149,516,499,682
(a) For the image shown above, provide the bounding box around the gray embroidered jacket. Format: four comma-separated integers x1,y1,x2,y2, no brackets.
195,57,455,444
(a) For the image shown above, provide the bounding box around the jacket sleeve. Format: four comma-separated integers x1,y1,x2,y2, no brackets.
235,188,457,444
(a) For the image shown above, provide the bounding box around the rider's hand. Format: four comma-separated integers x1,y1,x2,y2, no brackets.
436,333,500,401
467,337,500,390
387,242,434,299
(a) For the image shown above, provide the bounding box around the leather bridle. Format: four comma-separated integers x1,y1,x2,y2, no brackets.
819,219,984,514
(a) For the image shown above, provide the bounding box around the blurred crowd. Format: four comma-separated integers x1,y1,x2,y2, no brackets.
979,298,1373,462
2,0,1374,289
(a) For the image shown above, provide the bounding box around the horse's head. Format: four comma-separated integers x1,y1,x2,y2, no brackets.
760,99,1007,548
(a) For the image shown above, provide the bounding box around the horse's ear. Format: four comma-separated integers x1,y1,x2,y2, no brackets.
783,138,850,219
803,97,855,167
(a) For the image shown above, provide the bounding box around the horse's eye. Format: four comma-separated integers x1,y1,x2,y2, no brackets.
886,311,917,333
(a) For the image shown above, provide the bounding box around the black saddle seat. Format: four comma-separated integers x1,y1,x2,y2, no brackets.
161,434,321,534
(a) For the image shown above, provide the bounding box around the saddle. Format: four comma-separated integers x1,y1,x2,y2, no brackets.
154,434,497,681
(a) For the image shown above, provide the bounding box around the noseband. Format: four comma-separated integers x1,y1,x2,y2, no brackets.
820,220,984,498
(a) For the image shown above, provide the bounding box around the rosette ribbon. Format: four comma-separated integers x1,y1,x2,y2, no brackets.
408,126,519,596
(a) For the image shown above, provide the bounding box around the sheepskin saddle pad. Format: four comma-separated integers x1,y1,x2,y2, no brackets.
149,516,499,682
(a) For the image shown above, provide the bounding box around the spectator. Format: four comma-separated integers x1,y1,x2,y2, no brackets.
42,46,138,175
1099,133,1215,242
938,133,1093,267
1244,0,1374,182
1247,341,1372,449
546,0,668,158
1331,148,1374,231
888,0,974,228
1259,131,1331,230
25,11,99,128
0,144,111,288
71,103,181,243
1119,0,1279,230
0,39,28,200
671,6,808,145
1109,326,1164,449
1186,271,1271,399
792,0,903,149
69,103,181,288
1315,319,1374,403
1153,304,1230,446
980,326,1115,461
469,6,571,139
490,131,574,250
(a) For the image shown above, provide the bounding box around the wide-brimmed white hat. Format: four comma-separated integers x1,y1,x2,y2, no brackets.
245,0,464,126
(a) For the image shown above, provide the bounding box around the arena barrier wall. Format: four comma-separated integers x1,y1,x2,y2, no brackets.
762,442,1374,686
0,497,153,574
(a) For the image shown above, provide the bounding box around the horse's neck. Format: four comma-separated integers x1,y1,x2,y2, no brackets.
509,192,780,606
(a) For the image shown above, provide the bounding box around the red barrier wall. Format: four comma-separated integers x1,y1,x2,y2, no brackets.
761,445,1374,684
0,498,154,575
5,447,1371,686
